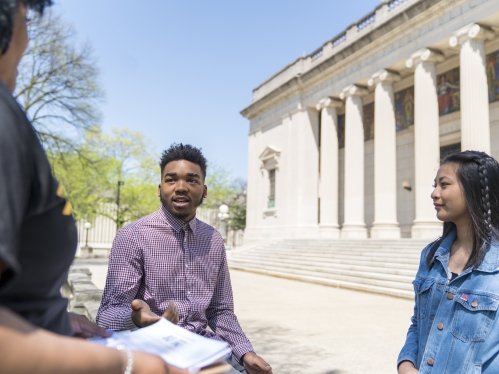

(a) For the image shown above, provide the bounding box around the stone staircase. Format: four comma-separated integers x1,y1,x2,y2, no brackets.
227,238,430,299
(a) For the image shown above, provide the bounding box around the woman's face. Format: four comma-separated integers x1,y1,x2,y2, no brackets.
0,3,28,92
431,162,470,224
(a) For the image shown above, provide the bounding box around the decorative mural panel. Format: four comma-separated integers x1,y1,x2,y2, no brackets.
394,86,414,131
338,114,345,149
487,50,499,103
363,102,375,141
437,67,460,116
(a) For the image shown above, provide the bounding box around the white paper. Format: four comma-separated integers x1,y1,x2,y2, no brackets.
89,319,231,370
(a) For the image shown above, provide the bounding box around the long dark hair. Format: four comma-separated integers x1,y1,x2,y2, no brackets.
426,151,499,269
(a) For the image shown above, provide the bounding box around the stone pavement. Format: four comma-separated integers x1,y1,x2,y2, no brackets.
73,259,414,374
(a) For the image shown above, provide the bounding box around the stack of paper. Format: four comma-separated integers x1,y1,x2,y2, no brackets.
90,319,232,372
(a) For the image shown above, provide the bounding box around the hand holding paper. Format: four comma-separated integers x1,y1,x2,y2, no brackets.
90,318,231,371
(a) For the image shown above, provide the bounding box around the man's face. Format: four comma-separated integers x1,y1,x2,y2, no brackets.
0,4,28,92
158,160,207,222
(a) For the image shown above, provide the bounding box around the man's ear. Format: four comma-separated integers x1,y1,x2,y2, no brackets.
157,184,161,197
203,185,208,198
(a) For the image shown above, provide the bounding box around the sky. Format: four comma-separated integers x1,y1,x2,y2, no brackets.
53,0,381,180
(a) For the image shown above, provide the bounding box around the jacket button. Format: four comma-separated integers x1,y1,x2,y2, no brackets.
471,299,479,308
437,323,444,330
427,358,435,365
447,293,454,300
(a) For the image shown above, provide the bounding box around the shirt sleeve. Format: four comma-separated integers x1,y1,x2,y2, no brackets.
96,225,143,331
0,99,31,289
206,237,254,362
397,244,432,370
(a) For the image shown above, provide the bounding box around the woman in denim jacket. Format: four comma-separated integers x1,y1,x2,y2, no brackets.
398,151,499,374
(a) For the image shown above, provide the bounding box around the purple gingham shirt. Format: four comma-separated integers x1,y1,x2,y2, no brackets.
96,206,254,360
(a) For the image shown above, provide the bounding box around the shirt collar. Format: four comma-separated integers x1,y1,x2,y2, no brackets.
159,205,197,233
434,229,499,273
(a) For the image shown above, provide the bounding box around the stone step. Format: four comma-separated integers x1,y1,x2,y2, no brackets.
229,255,418,275
229,258,414,290
229,264,414,299
277,241,428,248
258,243,425,252
229,238,425,299
232,252,419,269
234,250,421,263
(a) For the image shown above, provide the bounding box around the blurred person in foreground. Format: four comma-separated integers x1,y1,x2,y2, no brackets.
398,151,499,373
97,144,273,374
0,1,188,372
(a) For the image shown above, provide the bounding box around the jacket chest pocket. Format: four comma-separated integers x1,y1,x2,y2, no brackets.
451,292,499,342
413,279,434,320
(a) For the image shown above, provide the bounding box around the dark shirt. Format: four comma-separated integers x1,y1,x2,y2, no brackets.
0,81,77,335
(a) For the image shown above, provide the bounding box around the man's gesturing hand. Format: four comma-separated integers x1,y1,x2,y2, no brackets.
131,300,179,328
242,352,272,374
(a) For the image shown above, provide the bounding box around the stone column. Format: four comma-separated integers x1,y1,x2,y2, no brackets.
368,70,401,238
316,97,342,239
339,85,369,238
450,24,494,154
406,49,444,239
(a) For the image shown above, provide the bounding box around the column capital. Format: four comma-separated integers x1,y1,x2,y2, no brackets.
316,97,343,111
406,48,444,68
449,23,495,47
368,69,400,87
339,84,369,99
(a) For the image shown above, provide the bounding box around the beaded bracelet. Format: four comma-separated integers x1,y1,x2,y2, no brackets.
117,344,134,374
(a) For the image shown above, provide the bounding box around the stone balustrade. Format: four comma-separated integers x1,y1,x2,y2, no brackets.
62,267,102,322
249,0,416,103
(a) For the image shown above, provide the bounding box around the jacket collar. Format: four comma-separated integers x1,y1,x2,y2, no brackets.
434,229,499,273
159,205,197,234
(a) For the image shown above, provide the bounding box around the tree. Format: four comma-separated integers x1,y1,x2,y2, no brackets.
86,127,160,228
14,11,102,153
204,164,247,231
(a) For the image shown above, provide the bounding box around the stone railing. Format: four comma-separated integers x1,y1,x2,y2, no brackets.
357,12,376,31
250,0,417,103
62,267,102,322
388,0,410,11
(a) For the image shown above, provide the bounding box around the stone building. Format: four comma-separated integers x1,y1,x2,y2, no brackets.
241,0,499,241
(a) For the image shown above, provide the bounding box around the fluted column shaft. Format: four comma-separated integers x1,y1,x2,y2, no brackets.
407,49,443,239
340,85,368,238
450,24,493,153
316,98,341,238
369,71,401,238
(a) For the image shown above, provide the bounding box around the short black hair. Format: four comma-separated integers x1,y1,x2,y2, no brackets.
159,143,207,179
0,0,52,55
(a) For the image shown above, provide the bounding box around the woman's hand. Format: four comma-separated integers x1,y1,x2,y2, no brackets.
398,361,418,374
68,312,111,339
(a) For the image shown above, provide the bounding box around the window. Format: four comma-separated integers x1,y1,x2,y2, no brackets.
268,169,276,208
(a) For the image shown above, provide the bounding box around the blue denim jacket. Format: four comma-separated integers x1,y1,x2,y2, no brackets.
398,230,499,373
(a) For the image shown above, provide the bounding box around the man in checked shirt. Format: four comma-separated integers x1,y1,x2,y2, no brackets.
97,143,272,374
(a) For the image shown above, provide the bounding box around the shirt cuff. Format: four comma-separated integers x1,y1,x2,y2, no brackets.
397,356,417,371
123,311,139,330
231,343,255,363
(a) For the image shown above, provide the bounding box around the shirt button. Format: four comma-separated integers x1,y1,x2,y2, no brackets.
447,293,454,300
427,358,434,366
437,323,444,330
187,291,191,295
186,264,189,268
